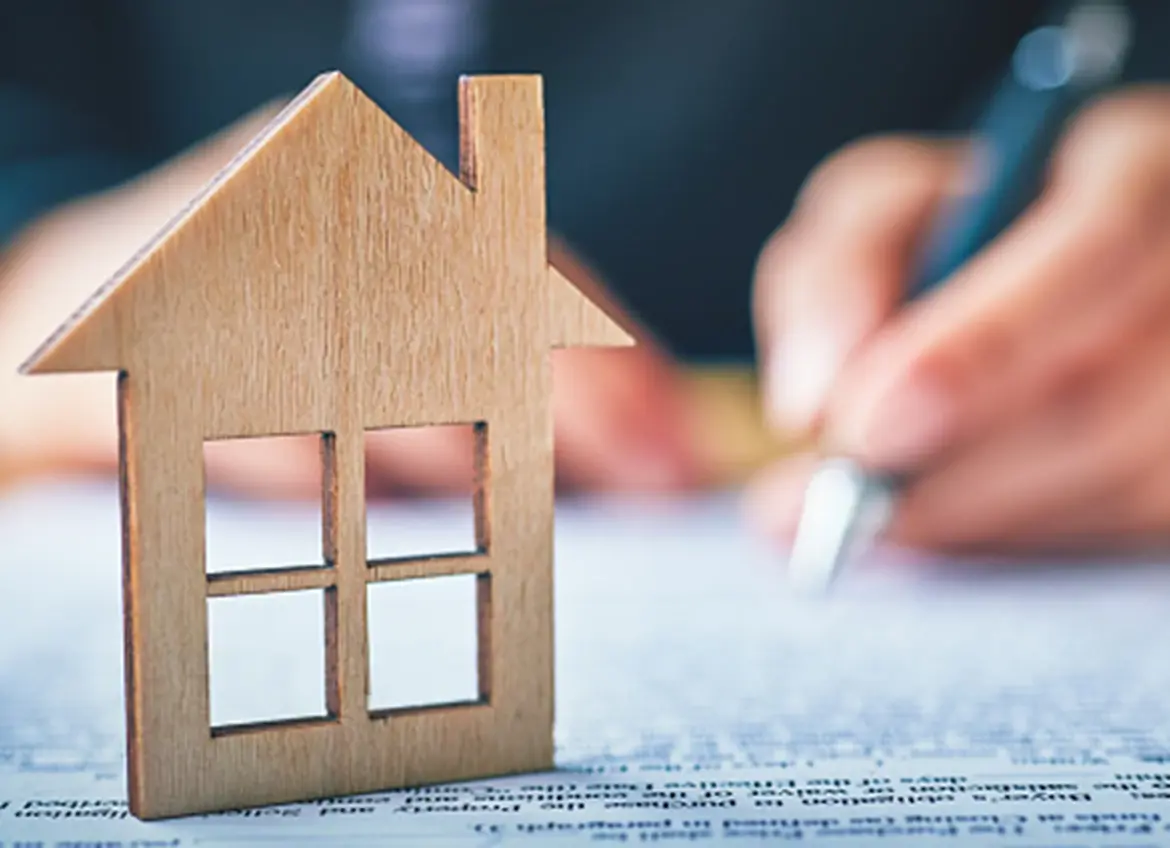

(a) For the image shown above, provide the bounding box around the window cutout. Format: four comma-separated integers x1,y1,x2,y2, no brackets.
367,575,484,714
207,589,333,730
204,433,333,576
364,423,484,562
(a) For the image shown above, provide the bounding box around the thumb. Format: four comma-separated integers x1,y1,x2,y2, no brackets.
754,136,965,434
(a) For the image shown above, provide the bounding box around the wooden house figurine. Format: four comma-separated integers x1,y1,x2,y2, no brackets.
20,71,631,820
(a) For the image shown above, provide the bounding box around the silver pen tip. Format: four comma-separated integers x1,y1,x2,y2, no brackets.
787,457,896,594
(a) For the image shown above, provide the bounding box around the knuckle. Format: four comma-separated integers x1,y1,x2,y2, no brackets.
795,135,962,238
1056,89,1170,193
797,135,940,209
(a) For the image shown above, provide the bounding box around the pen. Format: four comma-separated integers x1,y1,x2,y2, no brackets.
786,0,1133,593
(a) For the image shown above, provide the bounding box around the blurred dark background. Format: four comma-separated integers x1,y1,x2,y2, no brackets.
4,1,1169,362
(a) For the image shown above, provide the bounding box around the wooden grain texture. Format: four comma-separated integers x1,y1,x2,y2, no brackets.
21,71,631,820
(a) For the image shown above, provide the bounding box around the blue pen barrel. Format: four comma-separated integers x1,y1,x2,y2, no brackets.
909,3,1131,298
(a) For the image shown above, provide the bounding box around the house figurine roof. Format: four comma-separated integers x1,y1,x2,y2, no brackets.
22,70,630,377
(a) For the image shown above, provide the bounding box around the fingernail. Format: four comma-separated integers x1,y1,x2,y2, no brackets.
768,328,841,431
834,374,957,468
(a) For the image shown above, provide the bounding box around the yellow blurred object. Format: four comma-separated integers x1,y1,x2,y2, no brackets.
683,363,807,486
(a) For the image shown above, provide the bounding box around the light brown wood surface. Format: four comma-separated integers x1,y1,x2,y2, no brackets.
22,71,629,820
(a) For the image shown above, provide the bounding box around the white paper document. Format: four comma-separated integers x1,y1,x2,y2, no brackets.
2,483,1170,845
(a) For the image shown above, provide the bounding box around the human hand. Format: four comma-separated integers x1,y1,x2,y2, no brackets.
746,88,1170,554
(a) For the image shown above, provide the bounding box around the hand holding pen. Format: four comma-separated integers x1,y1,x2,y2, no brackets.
742,1,1170,576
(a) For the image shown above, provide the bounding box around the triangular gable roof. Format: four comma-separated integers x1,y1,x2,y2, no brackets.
21,71,628,376
20,72,332,374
